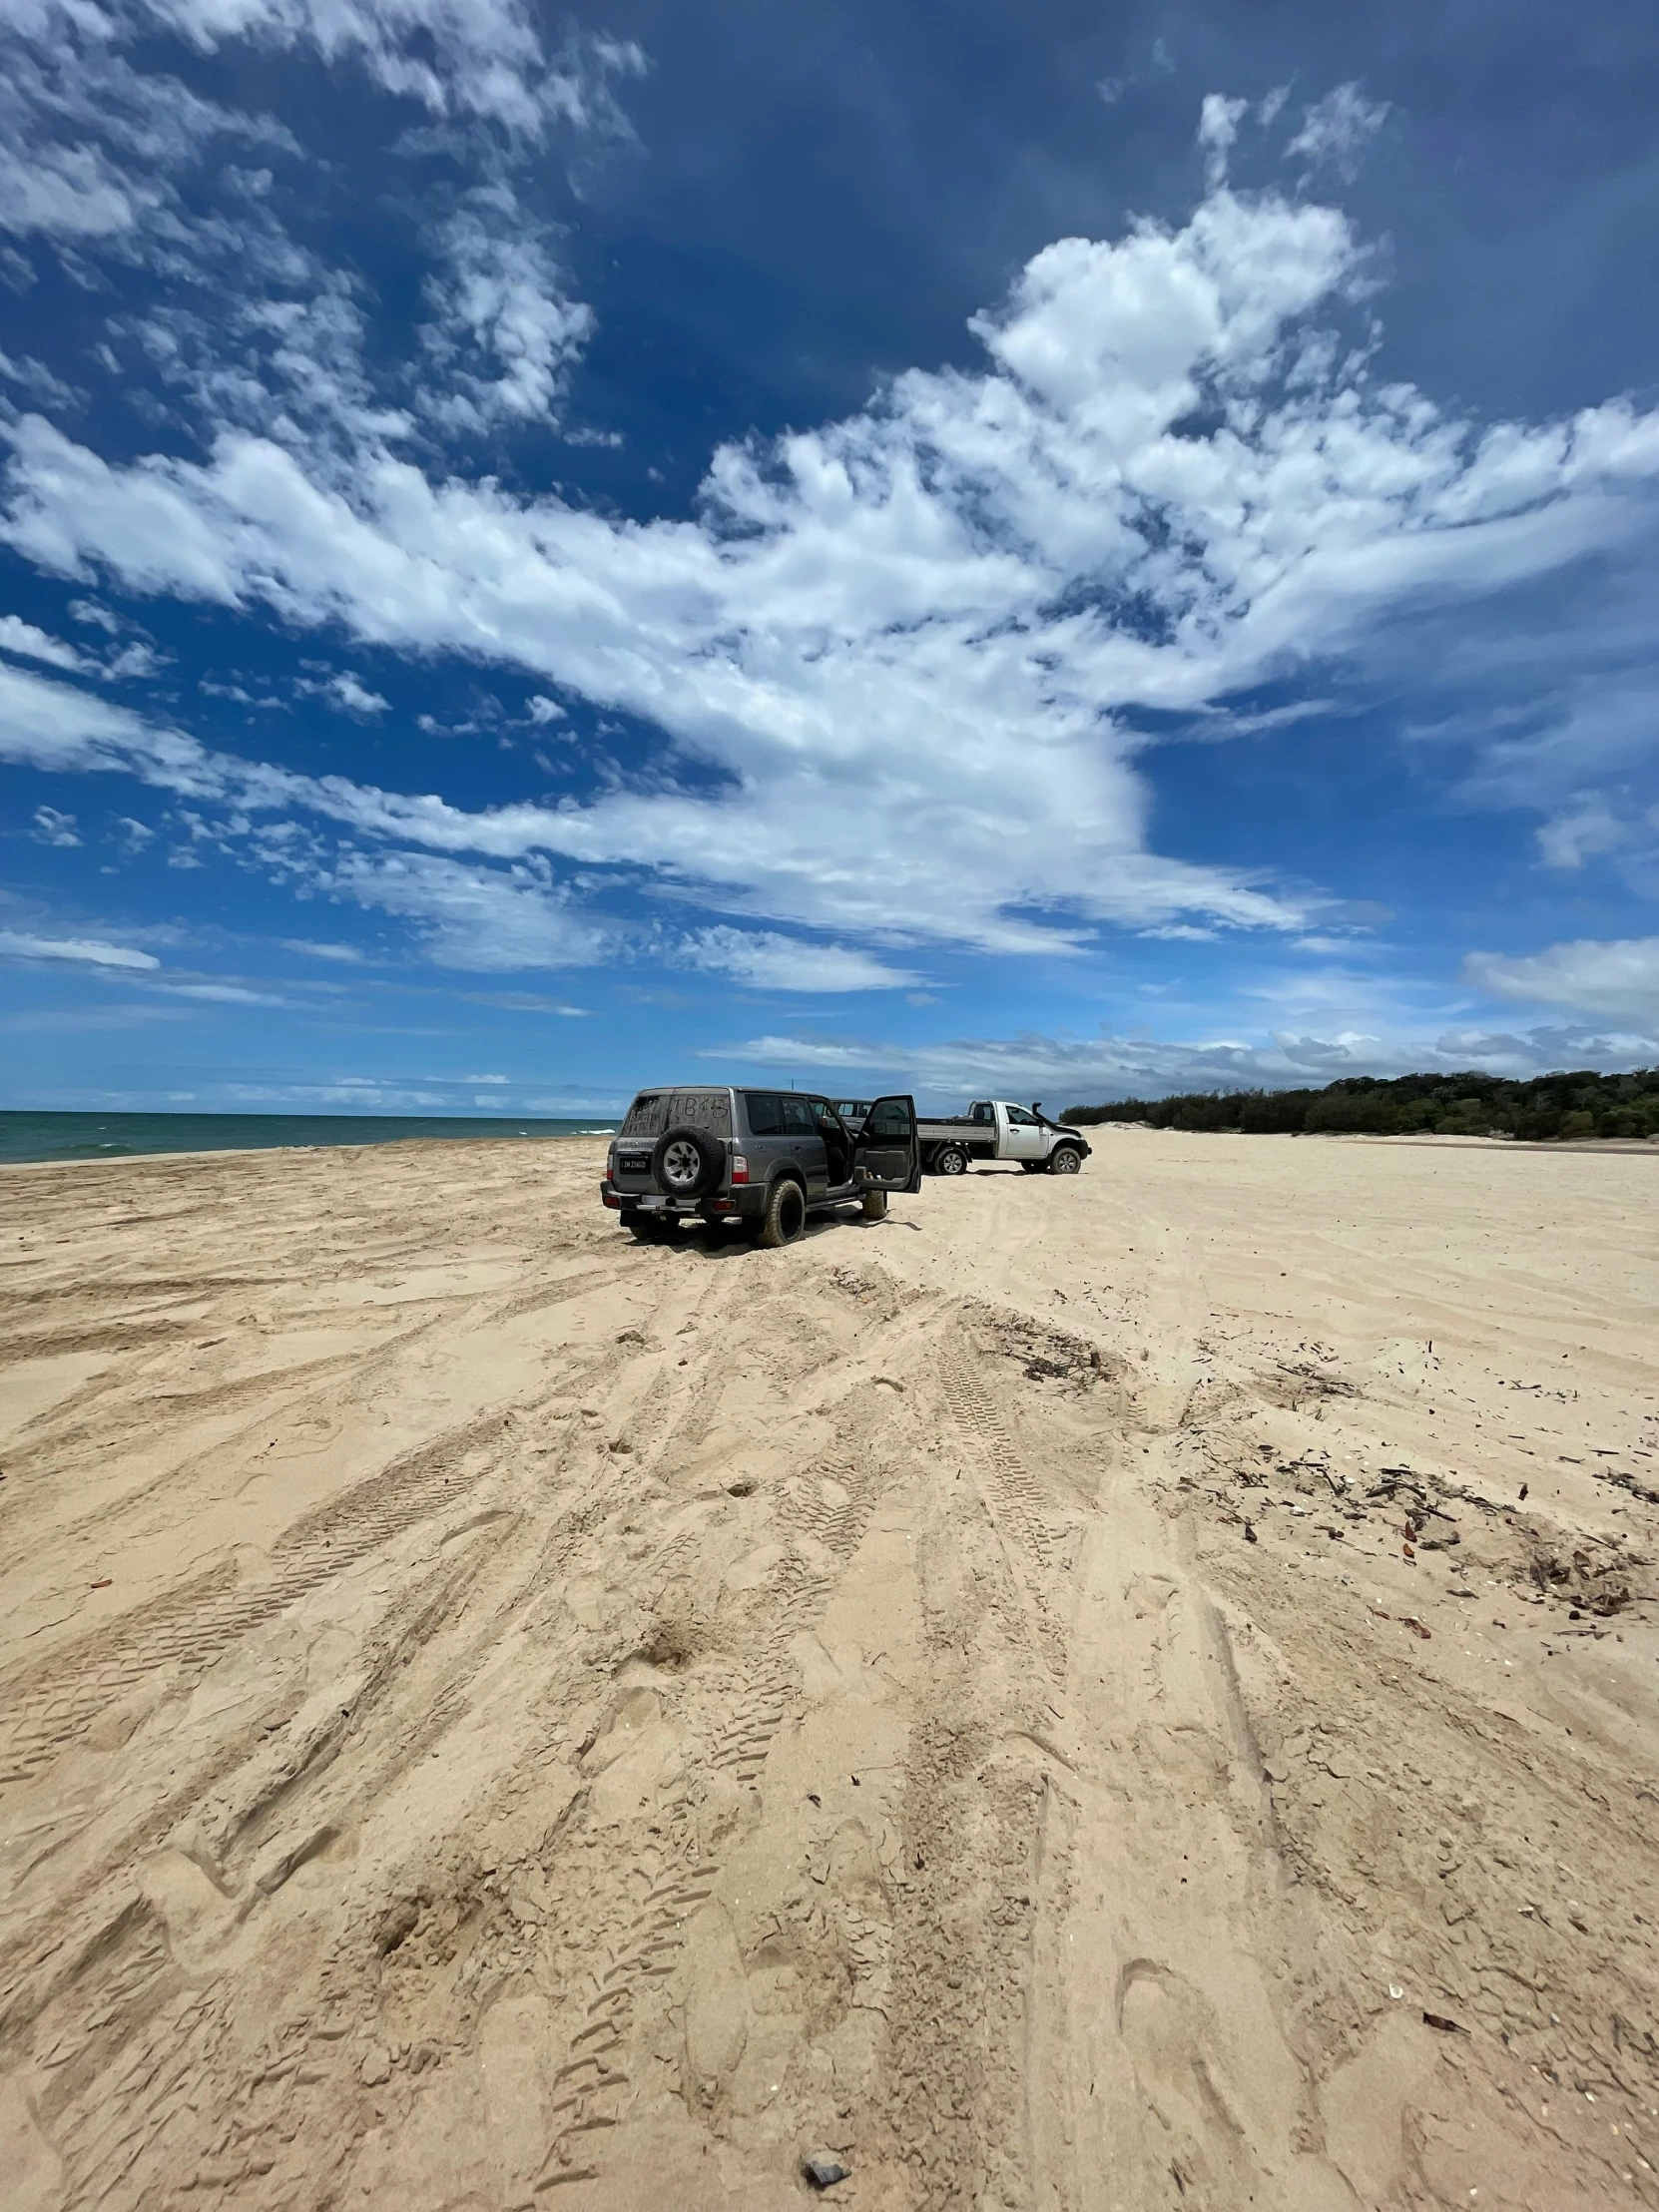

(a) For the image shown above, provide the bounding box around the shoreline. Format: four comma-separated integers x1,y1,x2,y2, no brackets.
0,1128,616,1173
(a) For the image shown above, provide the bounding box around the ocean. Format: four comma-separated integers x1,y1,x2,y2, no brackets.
0,1111,618,1168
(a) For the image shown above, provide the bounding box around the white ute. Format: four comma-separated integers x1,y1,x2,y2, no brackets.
915,1100,1092,1178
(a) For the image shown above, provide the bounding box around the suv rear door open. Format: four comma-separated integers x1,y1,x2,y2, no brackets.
851,1095,921,1193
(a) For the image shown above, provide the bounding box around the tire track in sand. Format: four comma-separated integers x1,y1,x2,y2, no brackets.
533,1443,893,2193
0,1412,508,1789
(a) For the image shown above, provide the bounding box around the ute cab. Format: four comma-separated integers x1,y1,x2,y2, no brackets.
602,1086,920,1247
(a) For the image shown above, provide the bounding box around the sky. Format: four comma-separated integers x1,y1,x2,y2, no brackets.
2,0,1658,1118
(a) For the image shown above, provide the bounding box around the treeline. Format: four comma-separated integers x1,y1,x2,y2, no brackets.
1060,1068,1659,1143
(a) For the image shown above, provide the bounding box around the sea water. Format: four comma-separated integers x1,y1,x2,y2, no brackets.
0,1111,618,1168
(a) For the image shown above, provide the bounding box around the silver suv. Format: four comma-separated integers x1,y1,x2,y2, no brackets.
602,1086,920,1247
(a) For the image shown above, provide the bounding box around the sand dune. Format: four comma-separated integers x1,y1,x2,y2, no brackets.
1,1129,1656,2211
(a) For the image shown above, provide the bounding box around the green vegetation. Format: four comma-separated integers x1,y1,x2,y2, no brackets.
1061,1068,1659,1143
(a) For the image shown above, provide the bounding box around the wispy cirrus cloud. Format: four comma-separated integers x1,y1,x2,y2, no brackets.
0,926,161,970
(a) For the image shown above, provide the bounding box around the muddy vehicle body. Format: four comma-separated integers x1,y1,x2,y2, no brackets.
602,1086,920,1247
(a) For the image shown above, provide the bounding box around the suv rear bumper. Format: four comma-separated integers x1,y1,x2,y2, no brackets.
601,1180,767,1222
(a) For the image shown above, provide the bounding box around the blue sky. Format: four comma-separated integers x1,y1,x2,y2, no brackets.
2,0,1657,1116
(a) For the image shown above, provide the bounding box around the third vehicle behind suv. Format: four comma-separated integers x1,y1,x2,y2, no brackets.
602,1086,920,1247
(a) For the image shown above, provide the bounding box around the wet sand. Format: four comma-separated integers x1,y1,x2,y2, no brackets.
1,1129,1656,2210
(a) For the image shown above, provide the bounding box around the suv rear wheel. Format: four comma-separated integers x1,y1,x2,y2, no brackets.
860,1188,888,1220
758,1176,808,1248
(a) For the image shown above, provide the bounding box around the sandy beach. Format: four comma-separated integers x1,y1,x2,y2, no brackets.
1,1129,1656,2212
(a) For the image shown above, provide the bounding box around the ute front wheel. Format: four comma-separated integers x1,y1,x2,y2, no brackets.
1048,1145,1083,1175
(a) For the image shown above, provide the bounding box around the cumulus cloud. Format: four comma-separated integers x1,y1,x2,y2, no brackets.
0,614,93,672
323,671,389,716
6,75,1659,984
32,803,82,845
12,163,1659,961
419,189,595,431
1463,936,1659,1025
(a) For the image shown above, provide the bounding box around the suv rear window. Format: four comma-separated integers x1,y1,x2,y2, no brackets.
620,1090,733,1139
742,1091,784,1135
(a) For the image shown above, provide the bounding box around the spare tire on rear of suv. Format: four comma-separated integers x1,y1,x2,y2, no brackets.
651,1124,724,1200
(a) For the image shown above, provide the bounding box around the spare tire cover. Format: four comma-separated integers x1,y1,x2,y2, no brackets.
651,1124,724,1198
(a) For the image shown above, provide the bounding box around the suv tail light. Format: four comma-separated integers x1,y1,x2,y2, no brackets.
730,1154,749,1184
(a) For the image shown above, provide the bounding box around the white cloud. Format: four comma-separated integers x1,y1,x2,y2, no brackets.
0,19,288,248
1463,936,1659,1025
316,847,609,970
0,927,161,969
527,694,565,724
463,1071,507,1082
707,1016,1659,1103
419,188,594,431
281,936,363,960
158,978,284,1002
32,803,82,845
1196,94,1248,189
105,640,164,680
461,989,586,1015
144,2,644,142
0,348,84,411
324,671,388,716
5,142,1659,969
1533,797,1633,869
0,0,630,498
1286,85,1390,181
678,926,921,993
0,614,93,672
